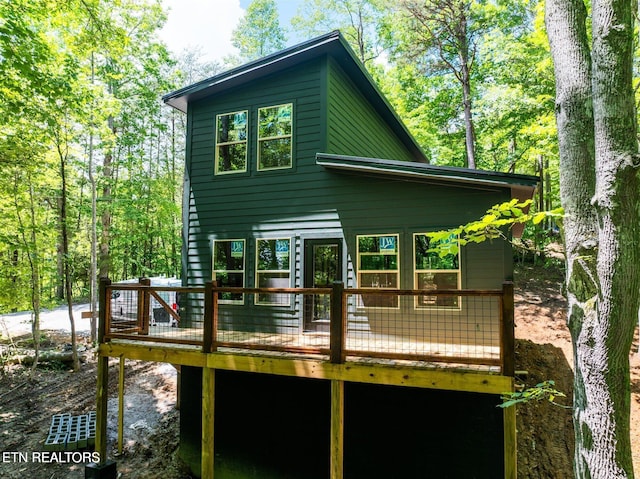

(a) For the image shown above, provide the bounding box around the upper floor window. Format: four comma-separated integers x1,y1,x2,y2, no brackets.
215,111,248,175
357,234,399,308
213,239,245,303
257,103,293,171
414,233,461,308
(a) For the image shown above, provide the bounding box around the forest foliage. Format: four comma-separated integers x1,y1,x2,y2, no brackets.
0,0,566,315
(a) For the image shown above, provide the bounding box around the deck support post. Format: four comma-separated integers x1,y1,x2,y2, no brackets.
95,278,111,466
503,402,517,479
117,356,125,455
500,281,515,376
201,367,216,479
330,379,344,479
330,282,345,364
501,281,516,479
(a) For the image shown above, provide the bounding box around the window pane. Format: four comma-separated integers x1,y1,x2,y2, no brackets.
217,112,247,143
360,254,397,271
257,239,290,271
257,272,290,304
359,273,399,307
259,104,292,137
217,143,246,172
213,241,244,271
216,272,244,301
414,234,458,270
359,272,398,289
417,272,459,307
213,240,245,302
356,235,399,308
358,235,397,254
259,137,291,169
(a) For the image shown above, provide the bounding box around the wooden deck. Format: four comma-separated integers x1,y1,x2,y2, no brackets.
101,280,514,374
95,279,518,479
104,325,502,372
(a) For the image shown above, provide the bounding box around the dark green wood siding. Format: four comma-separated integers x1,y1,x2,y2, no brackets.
181,54,513,336
326,58,416,162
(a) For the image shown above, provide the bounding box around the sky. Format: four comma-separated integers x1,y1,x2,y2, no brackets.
159,0,303,64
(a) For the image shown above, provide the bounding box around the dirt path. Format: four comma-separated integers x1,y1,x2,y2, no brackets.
0,332,186,478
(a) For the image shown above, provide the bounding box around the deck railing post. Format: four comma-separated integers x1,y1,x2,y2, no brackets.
95,277,111,466
203,281,217,353
98,277,111,343
501,281,515,376
138,277,151,335
330,281,345,364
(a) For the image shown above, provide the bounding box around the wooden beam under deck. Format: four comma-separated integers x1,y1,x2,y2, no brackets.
99,342,513,395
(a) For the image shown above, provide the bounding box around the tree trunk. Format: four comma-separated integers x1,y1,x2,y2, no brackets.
458,20,476,169
99,114,114,279
546,0,640,477
587,0,639,476
26,181,41,371
57,140,80,372
13,171,42,371
88,53,98,343
461,63,476,169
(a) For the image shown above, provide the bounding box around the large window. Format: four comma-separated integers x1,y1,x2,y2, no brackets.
414,233,461,308
357,234,399,308
215,110,248,174
257,103,293,171
255,238,291,305
213,239,245,303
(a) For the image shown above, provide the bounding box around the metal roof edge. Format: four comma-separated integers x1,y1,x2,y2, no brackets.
162,31,343,113
315,153,539,189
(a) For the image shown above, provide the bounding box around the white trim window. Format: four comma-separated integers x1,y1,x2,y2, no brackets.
356,234,399,308
255,238,291,305
215,110,248,174
212,239,245,303
414,233,461,309
257,103,293,171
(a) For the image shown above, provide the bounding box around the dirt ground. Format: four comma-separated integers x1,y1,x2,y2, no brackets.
514,262,640,478
0,262,638,478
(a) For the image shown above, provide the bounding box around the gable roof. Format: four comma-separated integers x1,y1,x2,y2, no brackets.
162,30,426,161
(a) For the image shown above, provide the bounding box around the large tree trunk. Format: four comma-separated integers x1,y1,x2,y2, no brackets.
588,0,640,476
546,0,640,477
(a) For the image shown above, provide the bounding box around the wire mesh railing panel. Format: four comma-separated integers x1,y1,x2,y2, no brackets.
101,281,510,371
213,288,331,354
108,286,141,334
344,290,502,366
105,285,204,346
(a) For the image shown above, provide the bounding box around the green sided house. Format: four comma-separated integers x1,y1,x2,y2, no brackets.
159,30,538,478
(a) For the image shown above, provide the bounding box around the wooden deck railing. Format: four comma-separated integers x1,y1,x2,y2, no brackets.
99,278,515,375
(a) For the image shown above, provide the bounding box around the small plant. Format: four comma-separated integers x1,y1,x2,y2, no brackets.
498,380,570,409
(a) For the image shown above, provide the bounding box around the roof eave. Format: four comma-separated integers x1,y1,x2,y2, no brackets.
316,153,538,190
162,31,343,114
